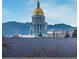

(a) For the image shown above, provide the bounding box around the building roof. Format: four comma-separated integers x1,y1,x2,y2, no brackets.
33,0,44,15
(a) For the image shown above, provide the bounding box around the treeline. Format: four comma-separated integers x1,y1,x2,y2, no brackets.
65,29,77,38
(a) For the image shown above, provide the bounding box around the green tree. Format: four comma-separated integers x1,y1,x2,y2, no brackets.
65,30,70,38
72,29,77,38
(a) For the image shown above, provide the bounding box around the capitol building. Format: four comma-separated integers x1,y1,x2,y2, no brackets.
30,0,47,37
6,0,74,39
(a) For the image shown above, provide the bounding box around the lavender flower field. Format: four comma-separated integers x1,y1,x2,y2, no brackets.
2,38,77,57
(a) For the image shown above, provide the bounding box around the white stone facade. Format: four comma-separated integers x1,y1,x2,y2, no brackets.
31,15,47,36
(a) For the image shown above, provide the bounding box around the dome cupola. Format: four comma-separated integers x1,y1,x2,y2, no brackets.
33,0,44,15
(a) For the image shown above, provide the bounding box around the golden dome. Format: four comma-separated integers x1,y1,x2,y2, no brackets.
33,0,44,15
33,8,44,15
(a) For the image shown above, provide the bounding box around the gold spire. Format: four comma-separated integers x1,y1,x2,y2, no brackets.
33,0,44,15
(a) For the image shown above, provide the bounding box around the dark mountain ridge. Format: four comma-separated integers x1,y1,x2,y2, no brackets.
2,21,76,35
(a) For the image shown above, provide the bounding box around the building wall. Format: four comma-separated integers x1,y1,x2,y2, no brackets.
47,30,66,38
31,15,47,36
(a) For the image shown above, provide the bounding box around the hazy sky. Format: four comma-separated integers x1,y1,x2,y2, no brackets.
2,0,77,27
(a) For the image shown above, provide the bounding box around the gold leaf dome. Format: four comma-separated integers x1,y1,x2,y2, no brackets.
33,8,43,15
33,0,44,15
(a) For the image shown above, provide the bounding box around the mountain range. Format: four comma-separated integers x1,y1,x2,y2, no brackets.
2,21,76,36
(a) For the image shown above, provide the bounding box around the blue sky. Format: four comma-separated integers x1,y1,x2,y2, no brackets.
2,0,77,27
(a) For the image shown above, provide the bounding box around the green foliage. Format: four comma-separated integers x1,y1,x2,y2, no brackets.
65,30,70,38
72,29,77,38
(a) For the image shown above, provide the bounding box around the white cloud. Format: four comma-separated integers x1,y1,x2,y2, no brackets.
3,0,77,27
40,3,77,27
